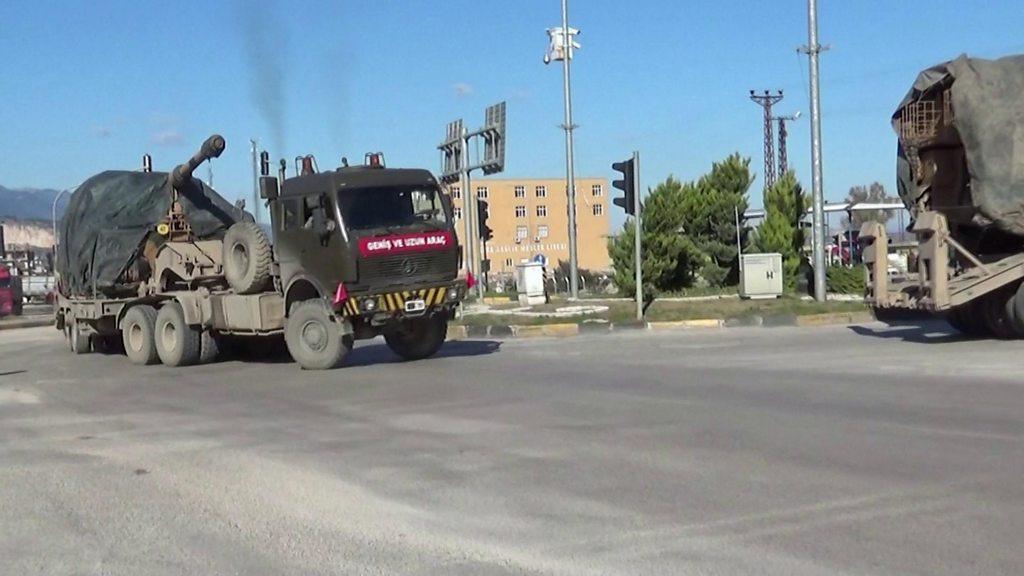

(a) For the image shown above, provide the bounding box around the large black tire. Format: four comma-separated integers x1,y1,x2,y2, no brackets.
122,305,160,365
69,322,91,354
155,302,203,367
384,316,448,361
199,330,220,364
947,301,988,336
223,222,272,294
285,300,352,370
981,293,1017,339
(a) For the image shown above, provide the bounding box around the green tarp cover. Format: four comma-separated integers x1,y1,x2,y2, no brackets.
56,171,242,297
894,54,1024,234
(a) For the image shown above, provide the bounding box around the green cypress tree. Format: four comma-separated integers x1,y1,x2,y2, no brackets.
608,177,702,295
755,171,808,291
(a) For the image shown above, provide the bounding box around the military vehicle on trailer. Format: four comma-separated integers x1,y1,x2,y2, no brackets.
861,55,1024,337
55,135,468,368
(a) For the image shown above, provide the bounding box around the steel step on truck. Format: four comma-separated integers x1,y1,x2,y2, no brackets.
55,135,468,369
861,54,1024,337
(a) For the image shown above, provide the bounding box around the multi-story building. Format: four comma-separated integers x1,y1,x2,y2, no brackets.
447,178,611,275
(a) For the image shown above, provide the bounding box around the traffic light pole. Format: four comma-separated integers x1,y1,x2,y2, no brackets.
632,151,642,321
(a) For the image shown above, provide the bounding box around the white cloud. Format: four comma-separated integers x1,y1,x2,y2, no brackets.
151,129,185,146
453,82,474,97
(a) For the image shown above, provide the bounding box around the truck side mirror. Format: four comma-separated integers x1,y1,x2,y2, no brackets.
259,176,279,200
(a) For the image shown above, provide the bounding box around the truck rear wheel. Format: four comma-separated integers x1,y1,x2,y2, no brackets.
122,305,160,365
285,300,352,370
223,222,272,295
69,322,91,354
155,302,202,367
384,316,448,361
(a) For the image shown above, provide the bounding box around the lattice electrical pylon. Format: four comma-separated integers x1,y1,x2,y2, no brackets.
750,90,784,193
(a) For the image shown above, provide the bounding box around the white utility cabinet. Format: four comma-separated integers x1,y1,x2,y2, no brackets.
516,262,546,306
739,253,783,299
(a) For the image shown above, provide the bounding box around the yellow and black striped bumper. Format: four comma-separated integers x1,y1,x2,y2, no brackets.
341,285,455,316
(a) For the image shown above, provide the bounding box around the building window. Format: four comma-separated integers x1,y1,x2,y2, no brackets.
592,184,603,197
453,207,462,220
451,186,461,199
514,185,526,198
476,186,488,199
537,224,549,238
505,258,514,267
592,204,604,216
536,205,548,217
515,205,527,218
535,185,547,198
516,225,529,240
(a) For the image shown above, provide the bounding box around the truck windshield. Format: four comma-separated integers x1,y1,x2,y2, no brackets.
338,186,449,232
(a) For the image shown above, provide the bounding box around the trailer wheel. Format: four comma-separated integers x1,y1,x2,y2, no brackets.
122,305,160,365
69,322,91,354
285,300,352,370
981,294,1017,339
384,316,448,361
223,222,272,295
947,302,988,337
155,302,202,367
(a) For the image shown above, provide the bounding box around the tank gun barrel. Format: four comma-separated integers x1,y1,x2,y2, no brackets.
170,134,226,189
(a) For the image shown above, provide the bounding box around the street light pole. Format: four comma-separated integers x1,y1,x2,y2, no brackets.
560,0,580,300
803,0,827,301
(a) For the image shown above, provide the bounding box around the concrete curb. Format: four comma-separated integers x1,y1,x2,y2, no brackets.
648,319,724,330
0,318,52,332
452,310,874,339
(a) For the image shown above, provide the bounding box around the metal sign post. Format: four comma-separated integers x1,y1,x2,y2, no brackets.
633,151,642,321
439,103,507,299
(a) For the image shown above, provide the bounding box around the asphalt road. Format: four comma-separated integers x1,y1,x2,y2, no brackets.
2,322,1023,575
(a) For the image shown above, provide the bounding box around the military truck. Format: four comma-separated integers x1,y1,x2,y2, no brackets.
55,135,468,368
861,55,1024,337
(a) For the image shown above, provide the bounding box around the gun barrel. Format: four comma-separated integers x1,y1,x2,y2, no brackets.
170,134,226,189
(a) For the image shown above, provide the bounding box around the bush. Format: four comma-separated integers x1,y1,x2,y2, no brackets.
826,265,865,295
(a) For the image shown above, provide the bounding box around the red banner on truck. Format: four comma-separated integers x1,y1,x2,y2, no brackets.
358,231,455,257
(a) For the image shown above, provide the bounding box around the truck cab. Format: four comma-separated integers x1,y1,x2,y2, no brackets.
256,152,467,366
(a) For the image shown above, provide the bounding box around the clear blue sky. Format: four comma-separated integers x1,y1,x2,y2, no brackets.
2,0,1023,225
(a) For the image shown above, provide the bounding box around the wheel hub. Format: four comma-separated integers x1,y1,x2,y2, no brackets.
301,320,328,352
128,323,144,352
161,322,178,352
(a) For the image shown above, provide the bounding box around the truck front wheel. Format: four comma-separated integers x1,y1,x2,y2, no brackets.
122,305,160,365
285,300,352,370
155,302,203,367
384,316,448,361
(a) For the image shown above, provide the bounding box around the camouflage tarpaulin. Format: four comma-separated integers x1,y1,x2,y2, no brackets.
55,171,243,298
893,54,1024,235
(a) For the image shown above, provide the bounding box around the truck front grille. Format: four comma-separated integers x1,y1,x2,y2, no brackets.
357,250,458,287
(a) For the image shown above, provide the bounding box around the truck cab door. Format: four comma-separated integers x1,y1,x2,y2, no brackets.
276,194,346,292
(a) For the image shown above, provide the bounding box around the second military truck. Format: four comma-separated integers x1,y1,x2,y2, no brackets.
55,135,468,369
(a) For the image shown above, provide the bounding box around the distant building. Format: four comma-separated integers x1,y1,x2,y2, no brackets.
447,178,611,275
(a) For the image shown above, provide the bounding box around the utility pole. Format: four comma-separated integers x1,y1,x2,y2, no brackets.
801,0,828,301
749,90,784,195
250,139,260,224
546,1,582,299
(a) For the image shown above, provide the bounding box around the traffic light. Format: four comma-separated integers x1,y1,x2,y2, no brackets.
477,199,493,242
612,157,636,215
